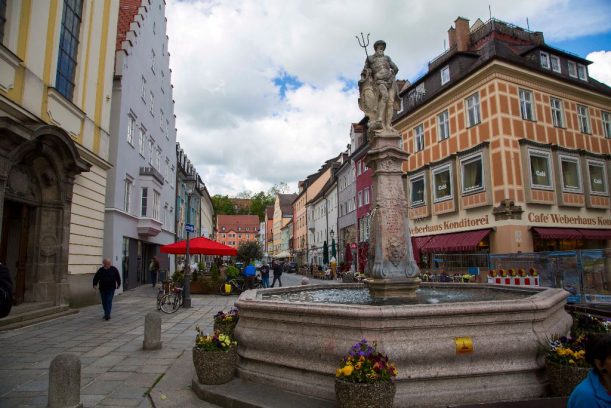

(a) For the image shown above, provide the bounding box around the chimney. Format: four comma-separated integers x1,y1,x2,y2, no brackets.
448,26,456,49
454,17,470,52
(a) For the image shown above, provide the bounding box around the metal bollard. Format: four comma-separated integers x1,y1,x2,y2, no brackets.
48,353,83,408
143,312,162,350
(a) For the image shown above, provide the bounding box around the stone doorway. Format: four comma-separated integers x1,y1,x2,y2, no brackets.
0,200,32,304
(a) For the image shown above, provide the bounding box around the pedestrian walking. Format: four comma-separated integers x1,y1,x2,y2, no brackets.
260,263,270,288
0,263,12,318
271,260,282,288
149,256,160,287
243,262,257,289
93,258,121,321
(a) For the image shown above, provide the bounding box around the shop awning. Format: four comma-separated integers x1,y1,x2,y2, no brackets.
578,229,611,240
411,236,432,263
420,229,491,253
532,227,584,240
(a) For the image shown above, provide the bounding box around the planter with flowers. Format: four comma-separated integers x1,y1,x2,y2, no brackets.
335,339,397,408
213,308,239,339
529,267,538,276
193,327,237,384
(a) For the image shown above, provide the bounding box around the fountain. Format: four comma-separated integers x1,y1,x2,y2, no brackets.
217,39,571,407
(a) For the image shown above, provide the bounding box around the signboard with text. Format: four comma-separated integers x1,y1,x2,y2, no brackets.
185,223,195,233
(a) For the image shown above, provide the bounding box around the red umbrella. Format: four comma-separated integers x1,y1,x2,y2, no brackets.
160,236,237,256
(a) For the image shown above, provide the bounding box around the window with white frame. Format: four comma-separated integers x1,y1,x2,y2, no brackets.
550,97,564,128
141,76,146,100
528,149,553,189
559,156,581,192
438,110,449,141
123,178,132,213
153,190,160,220
550,55,561,73
358,190,363,207
441,65,450,85
519,89,535,121
414,124,424,152
466,93,481,127
397,97,404,113
577,64,587,81
140,187,148,217
461,154,484,194
165,119,169,139
155,147,161,170
540,52,550,69
148,139,154,164
127,115,135,145
587,160,608,195
160,109,164,130
602,111,611,138
410,175,425,206
364,188,370,205
139,128,145,155
357,161,362,175
432,164,452,202
568,61,577,78
149,91,154,114
577,105,591,133
151,49,156,74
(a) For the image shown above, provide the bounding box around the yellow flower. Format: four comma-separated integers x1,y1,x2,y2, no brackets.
359,355,365,363
569,359,575,364
342,365,354,376
336,368,342,377
355,362,362,370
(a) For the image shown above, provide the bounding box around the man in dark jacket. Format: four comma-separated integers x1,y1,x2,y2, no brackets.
93,258,121,320
0,263,12,318
271,260,282,288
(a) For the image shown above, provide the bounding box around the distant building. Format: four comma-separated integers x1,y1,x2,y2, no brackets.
216,215,260,250
353,138,372,272
272,194,296,256
395,17,611,269
264,205,274,254
337,141,357,268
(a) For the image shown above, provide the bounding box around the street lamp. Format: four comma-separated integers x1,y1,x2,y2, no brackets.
183,176,196,308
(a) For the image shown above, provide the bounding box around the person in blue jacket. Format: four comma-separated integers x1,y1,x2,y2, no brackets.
242,262,257,289
568,333,611,408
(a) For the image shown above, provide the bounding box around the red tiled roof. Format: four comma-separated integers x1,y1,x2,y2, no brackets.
216,215,260,233
116,0,141,52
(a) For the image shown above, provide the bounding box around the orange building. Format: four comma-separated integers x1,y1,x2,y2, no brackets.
216,215,260,250
395,17,611,265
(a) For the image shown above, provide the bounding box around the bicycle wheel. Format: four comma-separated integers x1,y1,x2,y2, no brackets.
219,282,232,296
160,294,179,313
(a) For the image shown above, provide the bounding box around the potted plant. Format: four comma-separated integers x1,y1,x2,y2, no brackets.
499,268,507,277
335,339,397,408
213,308,239,339
488,269,497,277
529,267,538,276
193,327,237,384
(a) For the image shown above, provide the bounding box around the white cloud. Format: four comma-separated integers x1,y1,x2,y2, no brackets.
587,50,611,86
165,0,611,196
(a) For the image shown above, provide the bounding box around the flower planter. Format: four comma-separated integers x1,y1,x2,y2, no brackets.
545,359,589,396
193,345,237,384
213,319,238,338
335,378,395,408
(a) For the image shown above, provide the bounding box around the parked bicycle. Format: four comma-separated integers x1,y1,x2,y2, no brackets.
158,283,184,314
219,275,263,296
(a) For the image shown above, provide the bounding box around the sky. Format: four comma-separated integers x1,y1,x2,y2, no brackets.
165,0,611,197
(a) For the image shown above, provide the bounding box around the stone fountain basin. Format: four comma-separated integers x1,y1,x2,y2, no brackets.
234,283,571,408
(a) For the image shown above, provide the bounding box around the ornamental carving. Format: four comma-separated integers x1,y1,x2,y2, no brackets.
387,238,406,267
493,199,523,221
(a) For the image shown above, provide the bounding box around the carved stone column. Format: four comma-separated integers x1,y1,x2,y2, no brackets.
365,129,420,300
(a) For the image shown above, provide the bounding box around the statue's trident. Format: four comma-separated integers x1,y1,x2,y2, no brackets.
356,32,370,59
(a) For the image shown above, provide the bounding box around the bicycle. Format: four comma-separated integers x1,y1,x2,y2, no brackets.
159,286,184,314
219,276,263,296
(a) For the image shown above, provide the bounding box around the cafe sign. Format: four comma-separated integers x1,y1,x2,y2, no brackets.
527,212,611,227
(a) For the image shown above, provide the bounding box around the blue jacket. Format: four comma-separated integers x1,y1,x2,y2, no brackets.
243,264,256,277
568,369,611,408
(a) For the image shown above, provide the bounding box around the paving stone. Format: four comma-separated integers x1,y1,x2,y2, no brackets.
99,397,144,407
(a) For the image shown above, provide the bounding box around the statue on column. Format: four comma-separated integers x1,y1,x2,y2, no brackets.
357,39,401,132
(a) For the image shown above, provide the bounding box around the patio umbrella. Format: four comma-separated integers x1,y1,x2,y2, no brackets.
323,241,329,265
331,238,337,259
160,236,237,256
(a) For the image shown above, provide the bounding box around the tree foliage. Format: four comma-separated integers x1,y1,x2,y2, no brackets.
237,241,263,264
212,182,290,222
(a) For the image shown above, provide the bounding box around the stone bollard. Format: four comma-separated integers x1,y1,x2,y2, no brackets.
48,353,83,408
143,312,162,350
301,277,310,285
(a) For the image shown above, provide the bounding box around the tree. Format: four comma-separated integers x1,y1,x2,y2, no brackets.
268,182,289,196
249,191,274,222
211,195,236,218
237,241,263,264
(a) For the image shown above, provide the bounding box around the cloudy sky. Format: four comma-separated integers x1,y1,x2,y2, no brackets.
165,0,611,196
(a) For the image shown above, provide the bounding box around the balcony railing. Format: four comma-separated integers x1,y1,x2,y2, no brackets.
140,166,164,185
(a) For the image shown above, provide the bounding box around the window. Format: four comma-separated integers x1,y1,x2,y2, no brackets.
151,49,156,74
519,89,535,121
141,76,146,99
139,128,145,155
560,156,581,192
410,176,425,206
148,139,154,164
550,98,564,128
357,161,362,175
0,0,7,43
529,150,553,189
568,61,577,78
123,179,132,213
577,105,590,133
155,147,161,170
461,154,484,194
149,91,154,114
577,64,587,81
364,188,370,205
165,119,170,139
126,115,135,145
587,160,608,195
603,111,611,138
437,110,449,141
466,93,481,127
153,190,160,220
56,0,84,100
432,165,452,202
397,97,404,113
550,55,561,73
414,124,424,152
540,52,550,69
140,187,148,217
440,65,450,85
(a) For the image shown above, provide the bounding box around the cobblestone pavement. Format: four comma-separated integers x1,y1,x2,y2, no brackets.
0,272,333,407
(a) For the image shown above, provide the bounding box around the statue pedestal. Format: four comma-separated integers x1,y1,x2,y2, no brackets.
365,128,420,299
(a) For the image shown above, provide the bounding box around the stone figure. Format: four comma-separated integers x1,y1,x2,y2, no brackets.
358,40,401,132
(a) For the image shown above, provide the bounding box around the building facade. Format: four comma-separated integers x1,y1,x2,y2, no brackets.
104,0,177,291
216,214,260,250
353,141,373,272
337,147,357,267
264,205,274,255
272,193,296,256
394,17,611,270
0,0,120,306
